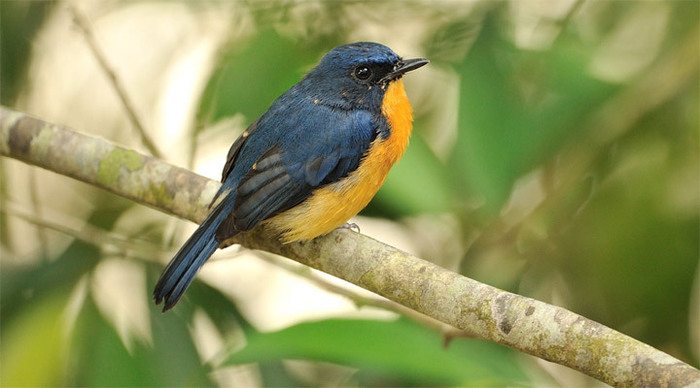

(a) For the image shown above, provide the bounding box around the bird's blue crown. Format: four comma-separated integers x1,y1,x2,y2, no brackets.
318,42,400,68
296,42,402,111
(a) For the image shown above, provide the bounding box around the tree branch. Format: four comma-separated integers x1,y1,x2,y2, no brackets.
1,106,698,386
255,251,474,343
68,5,164,160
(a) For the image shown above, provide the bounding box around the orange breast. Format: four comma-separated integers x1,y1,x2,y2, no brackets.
265,80,414,243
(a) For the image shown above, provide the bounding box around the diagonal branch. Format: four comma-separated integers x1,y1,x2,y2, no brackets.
0,106,698,387
68,5,164,160
255,251,474,342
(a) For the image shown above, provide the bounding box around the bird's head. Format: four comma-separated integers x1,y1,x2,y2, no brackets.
303,42,428,110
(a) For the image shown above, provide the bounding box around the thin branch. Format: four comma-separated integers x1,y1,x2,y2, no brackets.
68,5,164,160
0,201,166,262
552,0,586,43
29,169,49,257
1,106,698,386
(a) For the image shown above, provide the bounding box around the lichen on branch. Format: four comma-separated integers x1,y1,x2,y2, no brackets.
1,106,698,387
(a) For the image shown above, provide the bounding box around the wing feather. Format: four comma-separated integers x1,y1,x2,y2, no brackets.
214,108,377,241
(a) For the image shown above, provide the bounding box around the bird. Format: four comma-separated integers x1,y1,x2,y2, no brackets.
153,42,428,311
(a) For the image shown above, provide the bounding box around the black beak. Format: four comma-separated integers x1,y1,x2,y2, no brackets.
380,57,429,83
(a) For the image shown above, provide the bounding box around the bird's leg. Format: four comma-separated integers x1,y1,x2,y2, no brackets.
339,222,361,233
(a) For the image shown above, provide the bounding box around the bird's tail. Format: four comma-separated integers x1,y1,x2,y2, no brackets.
153,198,232,311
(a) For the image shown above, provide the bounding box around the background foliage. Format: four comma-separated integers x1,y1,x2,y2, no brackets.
1,0,698,386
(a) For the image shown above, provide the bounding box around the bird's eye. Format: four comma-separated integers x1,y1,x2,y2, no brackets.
354,65,372,81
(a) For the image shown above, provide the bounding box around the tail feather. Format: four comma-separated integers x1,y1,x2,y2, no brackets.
154,199,233,311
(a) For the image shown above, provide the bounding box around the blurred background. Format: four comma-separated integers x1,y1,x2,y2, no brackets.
1,0,698,386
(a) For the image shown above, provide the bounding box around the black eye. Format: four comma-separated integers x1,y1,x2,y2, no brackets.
354,65,372,81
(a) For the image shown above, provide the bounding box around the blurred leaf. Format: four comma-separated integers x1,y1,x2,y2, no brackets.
249,1,349,44
3,1,698,385
450,13,616,212
222,318,528,385
0,1,55,104
450,17,532,211
258,360,307,387
2,205,131,321
69,295,151,386
526,42,616,152
667,1,700,46
0,292,68,386
0,241,100,322
181,271,255,335
556,104,700,362
150,267,306,385
369,134,454,217
197,29,329,126
68,294,213,386
423,15,483,63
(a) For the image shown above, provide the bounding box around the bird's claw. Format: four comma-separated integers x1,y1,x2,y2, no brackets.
340,222,361,233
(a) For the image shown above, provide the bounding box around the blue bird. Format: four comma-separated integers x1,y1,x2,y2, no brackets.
154,42,428,311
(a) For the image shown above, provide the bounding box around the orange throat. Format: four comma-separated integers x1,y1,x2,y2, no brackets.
379,79,414,165
266,80,414,242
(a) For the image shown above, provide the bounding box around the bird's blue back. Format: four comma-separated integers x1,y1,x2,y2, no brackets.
154,42,414,311
215,62,388,232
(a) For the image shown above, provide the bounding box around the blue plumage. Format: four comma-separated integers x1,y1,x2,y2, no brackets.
154,197,234,310
154,42,428,311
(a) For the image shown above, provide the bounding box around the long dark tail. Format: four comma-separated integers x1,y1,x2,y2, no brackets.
153,199,232,311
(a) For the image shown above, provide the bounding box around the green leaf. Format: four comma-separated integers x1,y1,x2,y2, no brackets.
68,296,151,386
450,13,616,212
370,133,454,217
0,292,68,386
222,318,528,385
197,29,329,126
182,271,256,335
0,1,55,104
258,360,307,387
0,240,100,322
1,206,130,322
450,18,531,211
68,295,214,386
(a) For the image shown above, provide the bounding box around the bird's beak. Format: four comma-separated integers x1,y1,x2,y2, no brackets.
380,57,429,83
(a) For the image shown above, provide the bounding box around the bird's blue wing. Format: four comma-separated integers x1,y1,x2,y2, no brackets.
214,106,376,240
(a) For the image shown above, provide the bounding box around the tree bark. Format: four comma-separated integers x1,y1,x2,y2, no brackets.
1,106,698,387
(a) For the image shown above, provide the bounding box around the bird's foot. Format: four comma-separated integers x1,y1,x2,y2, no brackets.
339,222,361,233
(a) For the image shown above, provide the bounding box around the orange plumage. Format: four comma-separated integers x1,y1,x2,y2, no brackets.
154,43,428,311
264,80,414,242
